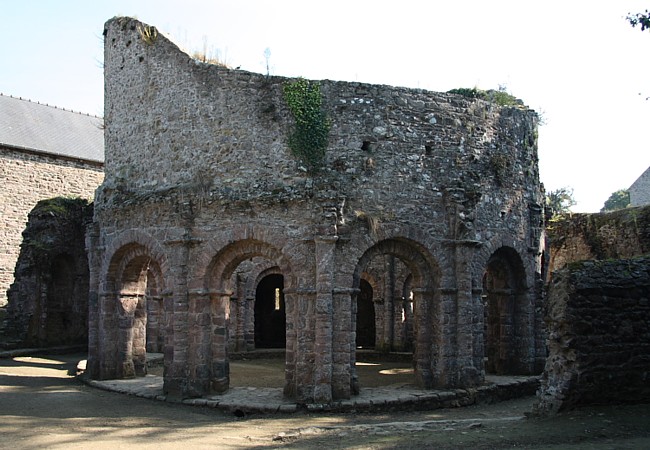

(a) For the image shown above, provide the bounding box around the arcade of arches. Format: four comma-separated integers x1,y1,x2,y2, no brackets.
91,16,547,405
87,233,545,404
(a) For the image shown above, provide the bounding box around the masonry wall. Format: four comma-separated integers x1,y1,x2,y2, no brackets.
535,257,650,414
0,147,104,306
5,198,93,346
90,17,546,403
546,206,650,280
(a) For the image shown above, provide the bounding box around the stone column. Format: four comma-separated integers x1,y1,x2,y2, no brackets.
283,288,296,398
85,223,101,378
97,291,118,379
132,295,147,376
145,294,163,353
313,236,338,403
116,294,138,378
454,242,483,387
332,287,355,399
210,290,231,393
412,287,433,388
186,289,211,396
434,286,457,388
284,287,317,401
245,295,255,351
162,238,191,398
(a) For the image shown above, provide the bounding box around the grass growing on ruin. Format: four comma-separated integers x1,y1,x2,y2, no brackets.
448,86,523,107
34,197,89,217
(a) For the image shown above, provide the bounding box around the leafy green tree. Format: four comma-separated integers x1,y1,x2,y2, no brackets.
600,189,630,212
627,10,650,31
546,187,576,217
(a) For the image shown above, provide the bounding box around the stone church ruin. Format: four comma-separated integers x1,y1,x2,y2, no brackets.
87,17,546,404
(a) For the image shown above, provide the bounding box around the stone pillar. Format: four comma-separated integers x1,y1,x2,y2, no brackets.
412,287,433,388
186,289,211,396
162,237,191,398
312,236,338,403
146,294,163,353
434,286,457,388
85,222,101,378
116,294,138,378
245,295,255,351
161,288,173,387
284,287,317,401
97,291,118,379
210,291,231,393
132,295,147,376
454,242,483,387
332,287,355,399
283,288,296,398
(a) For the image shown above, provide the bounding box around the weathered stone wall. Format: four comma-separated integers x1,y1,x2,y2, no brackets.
89,17,546,403
0,147,103,306
5,198,93,346
535,256,650,414
546,206,650,279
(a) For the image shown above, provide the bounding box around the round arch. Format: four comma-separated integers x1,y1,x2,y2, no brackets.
96,240,167,380
199,238,295,394
482,245,531,375
352,237,440,389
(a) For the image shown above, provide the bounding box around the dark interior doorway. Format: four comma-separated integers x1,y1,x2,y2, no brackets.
254,274,286,348
356,279,376,348
45,254,75,344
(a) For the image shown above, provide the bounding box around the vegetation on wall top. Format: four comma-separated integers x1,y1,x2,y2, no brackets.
448,86,524,108
33,197,89,217
283,78,330,172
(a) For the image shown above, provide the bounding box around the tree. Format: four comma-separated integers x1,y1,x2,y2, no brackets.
627,10,650,31
546,187,576,218
600,189,630,212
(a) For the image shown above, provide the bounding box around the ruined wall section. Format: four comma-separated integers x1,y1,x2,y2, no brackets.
99,17,542,245
93,17,545,401
547,206,650,279
5,198,93,346
535,256,650,414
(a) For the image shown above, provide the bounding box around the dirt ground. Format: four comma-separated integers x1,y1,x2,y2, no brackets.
150,357,415,388
1,352,650,449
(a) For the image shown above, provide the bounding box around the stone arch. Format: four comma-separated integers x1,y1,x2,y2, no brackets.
100,230,169,294
199,238,294,393
206,239,293,293
352,237,440,388
482,245,531,374
225,262,284,352
97,235,168,380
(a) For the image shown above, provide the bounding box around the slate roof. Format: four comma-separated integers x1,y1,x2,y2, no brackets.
0,93,104,163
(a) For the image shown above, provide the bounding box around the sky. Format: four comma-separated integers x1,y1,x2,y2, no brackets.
1,1,649,212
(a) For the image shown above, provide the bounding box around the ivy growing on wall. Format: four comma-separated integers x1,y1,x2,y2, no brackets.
283,78,330,172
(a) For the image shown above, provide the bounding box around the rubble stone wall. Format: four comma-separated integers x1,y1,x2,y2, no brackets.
535,256,650,414
5,198,93,346
546,206,650,279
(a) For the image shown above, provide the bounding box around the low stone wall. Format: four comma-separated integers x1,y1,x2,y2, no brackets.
534,256,650,414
